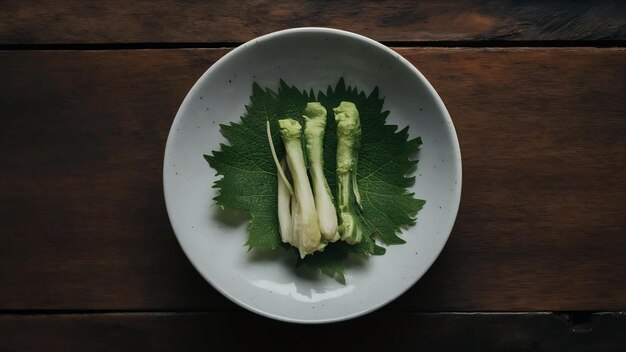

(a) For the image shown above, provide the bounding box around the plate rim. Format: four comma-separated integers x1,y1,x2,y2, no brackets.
163,27,463,324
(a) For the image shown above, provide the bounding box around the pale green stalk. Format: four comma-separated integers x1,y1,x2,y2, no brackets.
303,102,340,242
279,119,323,258
277,158,292,244
334,102,364,244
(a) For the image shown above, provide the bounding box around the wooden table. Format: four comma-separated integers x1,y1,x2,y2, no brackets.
1,1,625,350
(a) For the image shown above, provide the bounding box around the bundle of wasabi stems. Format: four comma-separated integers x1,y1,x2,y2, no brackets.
267,101,364,258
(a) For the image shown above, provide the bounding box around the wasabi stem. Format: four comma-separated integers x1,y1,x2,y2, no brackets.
334,101,364,244
278,118,324,258
277,158,292,244
303,102,340,242
267,120,293,196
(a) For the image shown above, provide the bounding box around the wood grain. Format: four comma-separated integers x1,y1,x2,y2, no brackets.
1,312,625,351
0,1,624,44
0,48,625,311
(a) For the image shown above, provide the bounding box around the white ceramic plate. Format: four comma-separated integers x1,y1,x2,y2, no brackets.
164,28,461,323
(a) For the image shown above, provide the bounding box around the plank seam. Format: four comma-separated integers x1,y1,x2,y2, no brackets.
0,40,624,51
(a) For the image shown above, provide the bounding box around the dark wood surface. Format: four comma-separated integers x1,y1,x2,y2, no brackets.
1,312,625,352
1,1,625,44
1,48,624,311
1,0,625,350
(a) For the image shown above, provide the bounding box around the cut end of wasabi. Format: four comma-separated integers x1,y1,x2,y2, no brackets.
304,102,327,121
334,101,360,136
278,118,302,138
